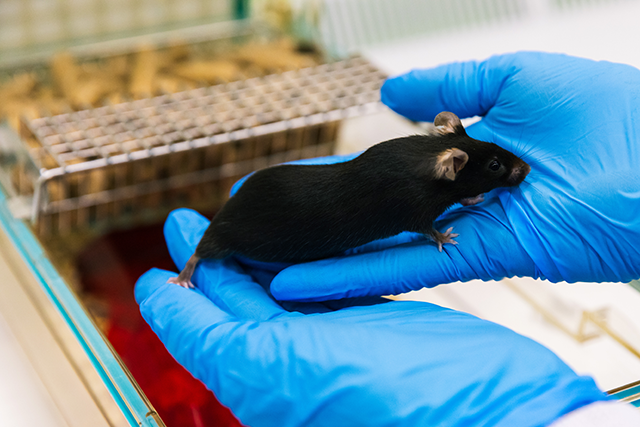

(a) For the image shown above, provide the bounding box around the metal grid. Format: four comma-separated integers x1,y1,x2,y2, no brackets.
16,56,386,236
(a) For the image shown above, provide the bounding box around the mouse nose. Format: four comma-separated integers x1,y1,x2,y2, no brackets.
507,163,531,185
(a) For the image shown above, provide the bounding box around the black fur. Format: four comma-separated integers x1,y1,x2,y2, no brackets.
194,126,529,263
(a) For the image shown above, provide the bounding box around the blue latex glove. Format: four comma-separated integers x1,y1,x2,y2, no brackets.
269,51,640,301
135,208,608,427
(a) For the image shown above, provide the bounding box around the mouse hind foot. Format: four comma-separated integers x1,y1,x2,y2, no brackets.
428,227,459,252
167,254,200,289
167,275,195,289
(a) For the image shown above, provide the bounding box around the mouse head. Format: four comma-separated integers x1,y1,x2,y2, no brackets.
432,112,530,195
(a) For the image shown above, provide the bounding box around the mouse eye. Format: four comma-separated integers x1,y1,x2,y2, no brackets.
489,160,501,171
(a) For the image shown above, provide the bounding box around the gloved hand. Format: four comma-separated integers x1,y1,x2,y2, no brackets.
135,208,608,427
269,51,640,301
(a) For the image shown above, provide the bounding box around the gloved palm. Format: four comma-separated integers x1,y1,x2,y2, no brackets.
135,209,606,427
269,52,640,301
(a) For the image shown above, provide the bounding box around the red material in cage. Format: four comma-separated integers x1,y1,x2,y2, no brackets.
77,222,243,427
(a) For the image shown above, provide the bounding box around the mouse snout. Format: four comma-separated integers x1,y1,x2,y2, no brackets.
506,163,531,186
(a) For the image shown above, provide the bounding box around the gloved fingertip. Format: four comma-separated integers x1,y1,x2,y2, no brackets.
164,208,207,235
271,262,360,302
230,173,255,196
134,268,176,304
270,268,316,302
164,209,210,269
381,70,445,122
380,76,406,113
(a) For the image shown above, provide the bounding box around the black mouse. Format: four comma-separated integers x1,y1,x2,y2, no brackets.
169,111,530,288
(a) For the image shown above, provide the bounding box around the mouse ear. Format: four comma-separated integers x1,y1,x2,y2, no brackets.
434,148,469,181
434,111,466,135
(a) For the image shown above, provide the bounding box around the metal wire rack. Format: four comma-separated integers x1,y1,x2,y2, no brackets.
4,56,386,236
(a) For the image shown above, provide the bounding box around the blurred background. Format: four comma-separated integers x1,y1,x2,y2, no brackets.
0,1,639,426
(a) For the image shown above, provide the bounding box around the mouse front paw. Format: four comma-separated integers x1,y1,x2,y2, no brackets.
460,194,485,206
429,227,459,252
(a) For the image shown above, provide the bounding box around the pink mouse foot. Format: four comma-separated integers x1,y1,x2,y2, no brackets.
167,276,195,289
429,227,459,252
